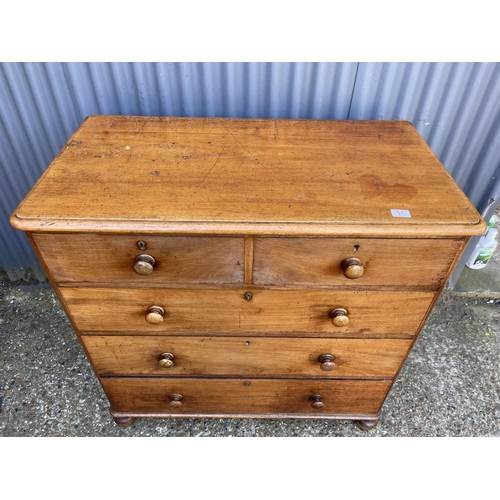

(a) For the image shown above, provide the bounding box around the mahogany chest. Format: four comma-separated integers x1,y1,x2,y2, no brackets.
10,116,485,429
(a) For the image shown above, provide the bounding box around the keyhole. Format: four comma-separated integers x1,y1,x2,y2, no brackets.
353,245,360,252
137,241,146,250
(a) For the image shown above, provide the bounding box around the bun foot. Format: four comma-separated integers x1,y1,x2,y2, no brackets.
113,416,136,428
355,418,380,431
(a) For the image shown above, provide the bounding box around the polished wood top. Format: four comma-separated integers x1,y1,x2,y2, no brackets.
11,116,485,236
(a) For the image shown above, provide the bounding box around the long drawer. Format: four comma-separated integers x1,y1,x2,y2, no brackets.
83,335,412,378
253,237,463,289
32,234,244,285
62,287,435,336
102,378,393,416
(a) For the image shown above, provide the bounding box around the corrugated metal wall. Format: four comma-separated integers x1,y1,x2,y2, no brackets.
1,62,499,281
349,62,500,212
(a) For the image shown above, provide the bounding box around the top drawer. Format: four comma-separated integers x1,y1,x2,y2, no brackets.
32,234,244,285
253,237,463,289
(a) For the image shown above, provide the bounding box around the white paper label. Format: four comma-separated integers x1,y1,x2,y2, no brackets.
391,209,411,218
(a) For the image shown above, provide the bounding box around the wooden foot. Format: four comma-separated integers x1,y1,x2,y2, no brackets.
355,418,380,431
113,416,137,428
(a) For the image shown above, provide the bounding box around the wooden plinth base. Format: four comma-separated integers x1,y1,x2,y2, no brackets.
112,416,137,428
355,418,381,431
110,407,382,430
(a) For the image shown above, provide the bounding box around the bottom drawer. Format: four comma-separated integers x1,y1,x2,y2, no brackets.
101,378,392,417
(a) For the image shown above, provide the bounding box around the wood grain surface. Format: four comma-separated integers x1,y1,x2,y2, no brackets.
32,233,244,285
9,116,484,425
101,377,392,415
253,237,463,289
11,116,485,236
82,335,412,378
60,287,434,335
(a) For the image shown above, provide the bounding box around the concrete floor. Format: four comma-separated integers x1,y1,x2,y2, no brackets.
1,268,499,437
2,211,500,437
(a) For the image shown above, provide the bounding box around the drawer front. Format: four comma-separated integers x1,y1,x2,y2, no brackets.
62,287,434,336
83,335,412,378
253,237,463,289
101,378,392,416
32,234,244,285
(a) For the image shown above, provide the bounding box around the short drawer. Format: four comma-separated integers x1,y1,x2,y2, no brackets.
32,234,244,285
101,378,392,417
62,287,434,337
83,335,412,378
253,237,463,289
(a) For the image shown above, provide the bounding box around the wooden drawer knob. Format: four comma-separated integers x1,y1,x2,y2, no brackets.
310,394,324,409
318,354,336,371
146,305,165,324
342,257,364,279
329,307,349,327
134,254,156,275
169,393,183,408
158,352,175,368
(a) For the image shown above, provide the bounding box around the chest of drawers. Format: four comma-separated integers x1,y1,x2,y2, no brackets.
10,116,485,430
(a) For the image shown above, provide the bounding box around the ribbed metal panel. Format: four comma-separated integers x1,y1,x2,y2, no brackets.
0,62,358,280
0,63,81,280
2,62,499,282
350,62,500,211
57,62,359,119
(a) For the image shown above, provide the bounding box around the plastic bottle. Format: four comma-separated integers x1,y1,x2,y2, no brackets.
466,216,499,269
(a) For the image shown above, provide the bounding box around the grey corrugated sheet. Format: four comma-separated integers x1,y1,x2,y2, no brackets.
1,62,499,281
349,62,500,211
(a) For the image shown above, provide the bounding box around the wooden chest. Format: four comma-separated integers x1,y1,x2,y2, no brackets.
10,116,485,430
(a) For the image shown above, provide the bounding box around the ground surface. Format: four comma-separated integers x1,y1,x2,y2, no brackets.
1,271,500,437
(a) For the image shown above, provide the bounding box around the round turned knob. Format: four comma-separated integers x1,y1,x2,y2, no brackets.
158,352,175,368
310,394,324,409
329,307,349,327
342,257,364,279
318,354,336,371
169,393,183,408
146,305,165,324
133,254,156,275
